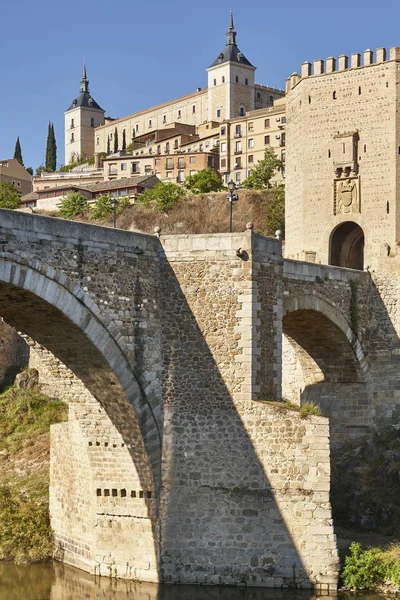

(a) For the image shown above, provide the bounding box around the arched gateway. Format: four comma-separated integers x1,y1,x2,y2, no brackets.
329,222,365,270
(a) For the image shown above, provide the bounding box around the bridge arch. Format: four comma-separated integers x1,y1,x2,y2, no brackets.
0,254,161,477
282,294,367,405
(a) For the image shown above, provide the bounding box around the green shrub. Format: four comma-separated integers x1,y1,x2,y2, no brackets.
184,168,223,193
341,542,386,589
299,401,321,418
137,182,186,211
0,483,54,563
92,194,113,219
0,182,21,209
59,191,89,218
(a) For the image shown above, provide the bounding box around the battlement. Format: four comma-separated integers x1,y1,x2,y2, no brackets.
286,47,400,92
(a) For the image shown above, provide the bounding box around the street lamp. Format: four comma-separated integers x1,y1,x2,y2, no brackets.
111,197,119,229
227,180,239,233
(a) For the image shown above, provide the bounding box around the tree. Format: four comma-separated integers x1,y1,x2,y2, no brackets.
242,147,282,189
138,182,186,211
184,168,223,193
59,191,89,218
0,182,21,209
107,137,111,155
122,130,126,152
113,128,118,154
35,165,45,176
265,183,285,238
92,194,130,219
26,167,33,176
45,122,57,172
13,137,24,167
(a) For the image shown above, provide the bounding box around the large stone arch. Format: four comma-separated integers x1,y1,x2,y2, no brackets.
0,254,162,579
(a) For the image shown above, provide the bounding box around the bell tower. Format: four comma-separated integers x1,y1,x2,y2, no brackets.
64,64,105,165
207,11,256,122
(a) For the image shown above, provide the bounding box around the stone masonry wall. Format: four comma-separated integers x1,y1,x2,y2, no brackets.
158,233,338,589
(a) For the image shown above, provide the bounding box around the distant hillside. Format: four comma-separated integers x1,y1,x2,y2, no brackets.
39,190,277,236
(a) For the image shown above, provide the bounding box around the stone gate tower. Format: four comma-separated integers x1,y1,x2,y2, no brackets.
64,65,105,164
206,11,256,121
285,47,400,271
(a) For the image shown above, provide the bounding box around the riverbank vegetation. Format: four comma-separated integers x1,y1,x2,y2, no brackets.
342,542,400,591
0,384,67,563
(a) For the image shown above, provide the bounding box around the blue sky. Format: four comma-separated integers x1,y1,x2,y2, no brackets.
1,0,400,171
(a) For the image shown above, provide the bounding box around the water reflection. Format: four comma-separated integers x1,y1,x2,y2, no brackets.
0,562,388,600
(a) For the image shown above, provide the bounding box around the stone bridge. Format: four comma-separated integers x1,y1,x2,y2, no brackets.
0,210,398,589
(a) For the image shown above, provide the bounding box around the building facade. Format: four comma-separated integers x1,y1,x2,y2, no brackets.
0,159,32,196
64,65,105,164
64,14,284,165
285,47,400,270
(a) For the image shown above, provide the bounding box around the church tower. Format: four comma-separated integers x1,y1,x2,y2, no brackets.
207,12,256,122
64,65,105,165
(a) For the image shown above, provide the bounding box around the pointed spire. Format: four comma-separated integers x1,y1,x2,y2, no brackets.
226,8,237,46
80,61,89,93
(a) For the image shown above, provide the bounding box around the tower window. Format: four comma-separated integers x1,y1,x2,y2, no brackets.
148,119,152,128
328,149,331,158
269,96,274,106
178,110,181,119
235,76,239,83
217,109,221,118
70,133,74,142
245,78,248,85
135,124,139,133
358,86,362,95
239,107,245,116
222,76,225,83
96,138,99,146
257,92,261,99
333,91,337,99
70,119,74,128
163,114,167,123
90,117,95,127
214,79,217,86
192,105,196,114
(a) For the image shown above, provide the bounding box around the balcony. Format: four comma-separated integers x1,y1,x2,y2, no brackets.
234,164,242,170
234,133,242,138
234,150,242,155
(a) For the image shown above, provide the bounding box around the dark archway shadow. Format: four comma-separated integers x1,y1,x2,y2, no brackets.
329,222,364,270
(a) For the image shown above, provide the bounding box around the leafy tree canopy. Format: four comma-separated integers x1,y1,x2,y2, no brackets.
184,168,223,193
0,182,21,209
59,192,89,218
265,183,285,238
242,147,282,190
138,182,186,211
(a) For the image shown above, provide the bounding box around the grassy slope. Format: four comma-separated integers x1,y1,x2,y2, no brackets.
38,190,275,236
0,386,67,563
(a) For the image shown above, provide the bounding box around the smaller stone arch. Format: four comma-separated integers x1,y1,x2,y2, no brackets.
329,221,365,270
283,294,368,383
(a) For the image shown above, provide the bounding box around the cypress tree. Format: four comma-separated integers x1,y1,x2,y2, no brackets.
122,129,126,152
114,127,118,153
107,137,110,155
45,122,57,172
13,137,24,167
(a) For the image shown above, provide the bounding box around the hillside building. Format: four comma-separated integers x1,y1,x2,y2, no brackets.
64,13,284,171
0,159,32,196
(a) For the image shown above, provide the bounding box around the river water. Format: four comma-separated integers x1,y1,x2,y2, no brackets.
0,562,386,600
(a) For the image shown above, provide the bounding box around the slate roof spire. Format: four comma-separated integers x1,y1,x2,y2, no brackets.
80,62,89,93
226,9,237,46
208,12,255,69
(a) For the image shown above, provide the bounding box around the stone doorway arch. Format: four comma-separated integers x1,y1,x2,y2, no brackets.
329,222,364,270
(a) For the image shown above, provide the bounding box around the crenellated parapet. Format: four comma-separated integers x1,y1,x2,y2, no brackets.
286,46,400,92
